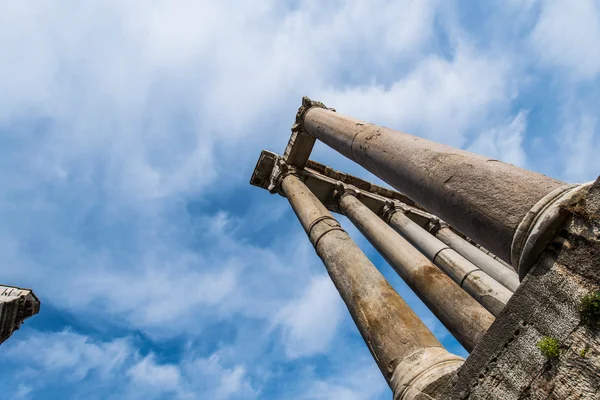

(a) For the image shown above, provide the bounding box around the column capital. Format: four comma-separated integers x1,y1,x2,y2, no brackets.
284,97,335,169
381,201,451,238
332,181,361,203
267,158,302,195
426,218,447,235
292,96,335,134
380,201,409,223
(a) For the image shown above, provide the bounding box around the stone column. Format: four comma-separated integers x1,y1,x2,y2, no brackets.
431,224,520,292
280,172,463,399
296,97,573,277
338,189,494,350
379,206,512,317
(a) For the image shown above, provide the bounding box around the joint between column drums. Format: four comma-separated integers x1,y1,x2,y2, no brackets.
349,125,365,162
307,215,347,249
312,227,346,249
459,268,482,288
431,246,452,266
307,215,338,237
510,181,594,280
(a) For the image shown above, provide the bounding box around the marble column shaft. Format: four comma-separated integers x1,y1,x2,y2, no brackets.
384,209,512,316
300,105,565,264
434,225,520,292
280,174,463,397
338,192,494,351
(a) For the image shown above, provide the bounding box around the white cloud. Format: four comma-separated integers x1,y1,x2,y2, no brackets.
184,352,257,400
0,0,454,338
295,356,388,400
2,330,257,400
276,275,344,358
4,330,130,382
11,385,32,400
315,46,514,149
127,355,182,392
5,1,596,399
71,263,239,327
467,111,528,167
530,0,600,80
559,115,600,182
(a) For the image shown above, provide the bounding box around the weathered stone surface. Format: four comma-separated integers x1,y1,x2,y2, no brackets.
0,285,40,344
249,150,278,190
306,159,420,209
446,178,600,399
283,96,334,169
250,97,600,399
385,209,512,317
301,104,565,263
281,174,464,399
435,225,520,292
339,191,494,351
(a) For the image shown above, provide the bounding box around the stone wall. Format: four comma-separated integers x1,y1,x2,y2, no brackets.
446,178,600,399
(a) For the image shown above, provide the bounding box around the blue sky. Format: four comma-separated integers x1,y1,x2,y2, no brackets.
1,1,600,399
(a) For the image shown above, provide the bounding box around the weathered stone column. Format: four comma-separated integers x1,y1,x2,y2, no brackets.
431,223,520,292
280,172,463,399
337,189,494,351
296,97,573,278
379,205,512,316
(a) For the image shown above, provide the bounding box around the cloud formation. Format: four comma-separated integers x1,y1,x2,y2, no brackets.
1,0,599,399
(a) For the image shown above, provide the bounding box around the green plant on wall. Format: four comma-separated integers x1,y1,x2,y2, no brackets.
579,291,600,327
537,337,560,359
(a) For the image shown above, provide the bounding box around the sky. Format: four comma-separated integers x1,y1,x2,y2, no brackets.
1,0,600,399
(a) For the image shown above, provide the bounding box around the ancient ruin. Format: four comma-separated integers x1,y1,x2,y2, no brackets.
0,285,40,345
251,97,600,399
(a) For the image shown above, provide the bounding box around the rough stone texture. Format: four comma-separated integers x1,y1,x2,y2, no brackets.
446,178,600,399
391,347,464,400
283,96,335,169
281,174,464,398
251,103,599,399
435,226,520,292
386,210,512,317
249,150,278,190
250,150,464,233
339,192,494,351
302,105,565,263
306,159,420,209
0,285,40,344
